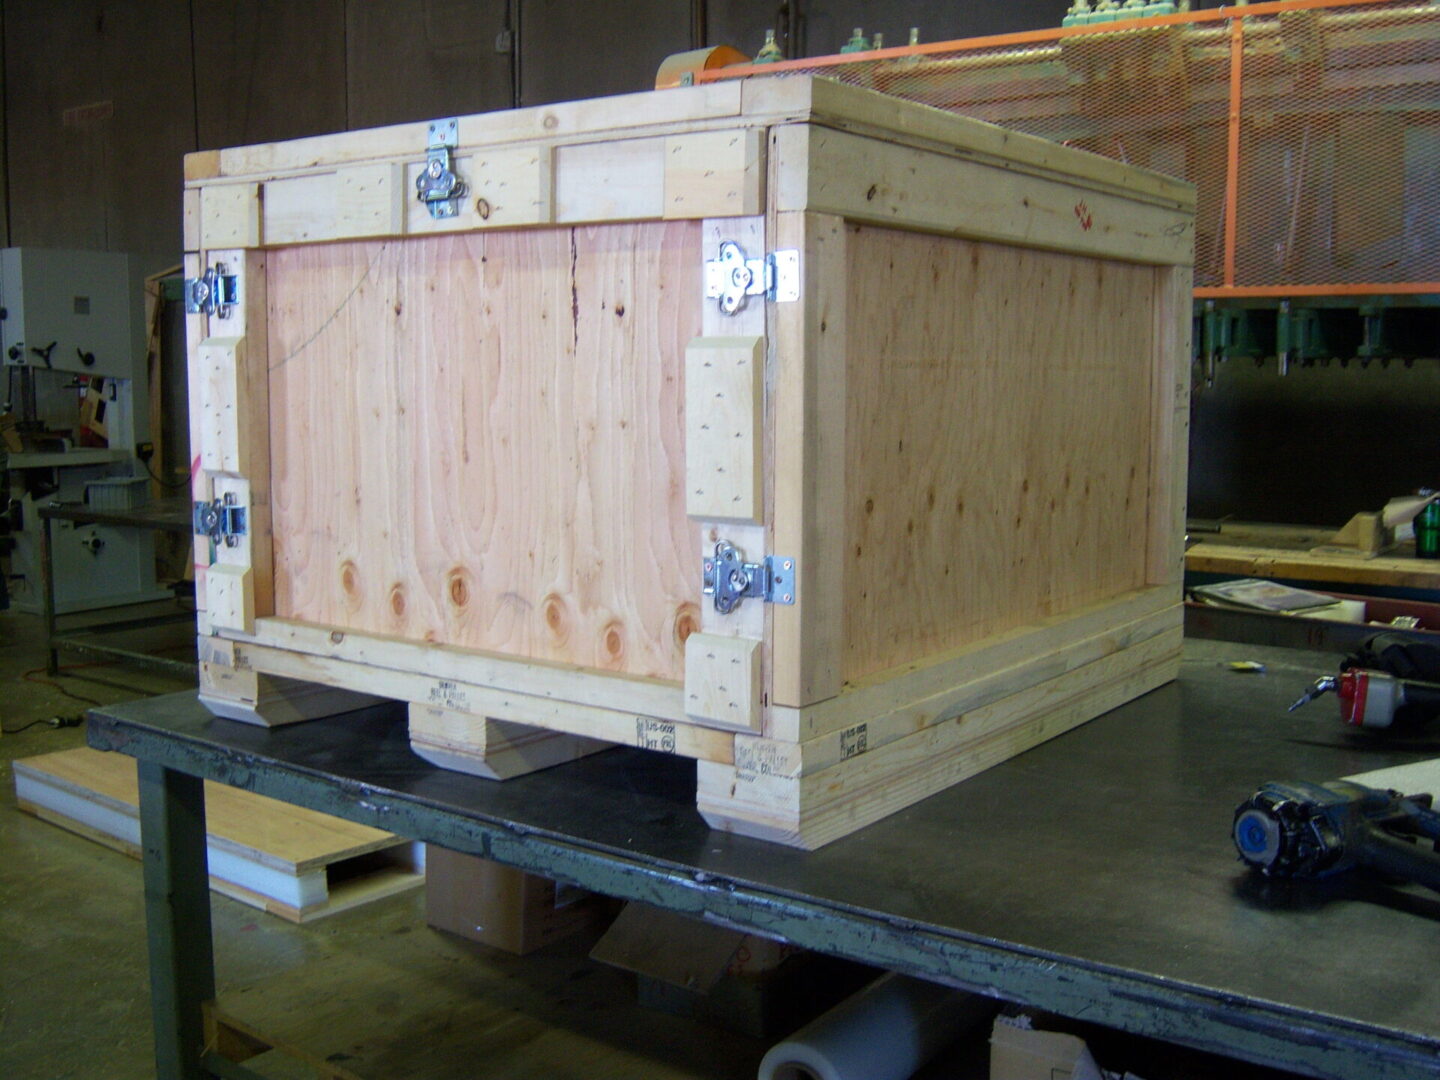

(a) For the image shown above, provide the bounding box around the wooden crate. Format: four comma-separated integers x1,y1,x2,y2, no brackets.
185,76,1194,849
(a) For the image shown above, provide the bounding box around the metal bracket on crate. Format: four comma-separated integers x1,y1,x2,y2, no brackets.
415,118,468,220
183,264,239,318
704,242,800,315
702,541,796,615
194,493,247,548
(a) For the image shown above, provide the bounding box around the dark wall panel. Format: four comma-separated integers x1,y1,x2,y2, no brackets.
519,0,690,106
5,0,195,270
1189,362,1440,526
5,1,106,251
708,0,1071,59
703,1,774,59
788,0,1061,57
0,7,8,248
707,1,1230,59
193,0,347,148
347,0,513,129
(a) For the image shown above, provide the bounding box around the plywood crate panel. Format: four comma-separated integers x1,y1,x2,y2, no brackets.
186,76,1194,848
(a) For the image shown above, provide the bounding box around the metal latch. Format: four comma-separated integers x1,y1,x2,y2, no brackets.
415,118,467,220
183,264,239,318
194,494,247,548
705,242,800,315
702,541,796,614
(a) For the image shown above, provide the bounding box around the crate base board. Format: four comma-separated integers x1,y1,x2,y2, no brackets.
408,704,614,780
697,639,1181,849
204,634,734,763
200,587,1177,767
197,630,1177,851
12,748,423,922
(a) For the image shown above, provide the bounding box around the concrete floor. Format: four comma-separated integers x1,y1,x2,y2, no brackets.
0,605,1309,1080
0,607,794,1080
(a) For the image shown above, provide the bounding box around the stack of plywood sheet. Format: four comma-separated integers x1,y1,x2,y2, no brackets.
14,747,422,921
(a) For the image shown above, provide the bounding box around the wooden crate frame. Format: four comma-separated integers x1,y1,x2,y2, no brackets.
186,77,1194,849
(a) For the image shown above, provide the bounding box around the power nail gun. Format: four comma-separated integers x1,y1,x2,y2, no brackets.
1233,779,1440,892
1288,633,1440,730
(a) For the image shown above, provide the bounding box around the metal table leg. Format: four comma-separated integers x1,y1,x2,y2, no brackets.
40,512,57,675
138,761,216,1080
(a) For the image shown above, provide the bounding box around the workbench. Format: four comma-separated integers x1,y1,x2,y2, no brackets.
40,496,195,677
1185,522,1440,593
88,638,1440,1080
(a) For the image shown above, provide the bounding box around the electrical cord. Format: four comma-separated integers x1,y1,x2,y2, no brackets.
6,655,185,732
20,661,112,708
140,457,191,490
2,717,48,734
2,714,83,734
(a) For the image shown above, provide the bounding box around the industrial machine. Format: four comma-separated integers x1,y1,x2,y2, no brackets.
669,0,1439,522
687,0,1440,385
1,247,169,613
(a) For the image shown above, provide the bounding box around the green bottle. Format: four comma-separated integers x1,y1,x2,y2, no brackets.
755,29,783,64
1417,490,1440,559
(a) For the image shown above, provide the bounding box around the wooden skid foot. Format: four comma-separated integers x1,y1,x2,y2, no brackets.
200,652,387,728
696,638,1181,850
408,704,614,780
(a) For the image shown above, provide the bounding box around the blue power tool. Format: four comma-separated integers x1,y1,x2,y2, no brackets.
1233,779,1440,892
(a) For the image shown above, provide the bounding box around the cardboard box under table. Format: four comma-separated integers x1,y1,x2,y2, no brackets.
184,75,1195,849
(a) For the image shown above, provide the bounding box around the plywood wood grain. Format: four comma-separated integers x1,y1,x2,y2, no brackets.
16,747,400,872
841,225,1155,684
267,224,702,681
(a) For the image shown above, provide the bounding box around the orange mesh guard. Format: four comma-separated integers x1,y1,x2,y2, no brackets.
704,0,1440,298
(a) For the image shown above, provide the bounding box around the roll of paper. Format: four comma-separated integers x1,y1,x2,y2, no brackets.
757,972,992,1080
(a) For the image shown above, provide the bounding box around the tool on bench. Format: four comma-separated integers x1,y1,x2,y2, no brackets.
1288,633,1440,730
1233,779,1440,892
1288,671,1440,728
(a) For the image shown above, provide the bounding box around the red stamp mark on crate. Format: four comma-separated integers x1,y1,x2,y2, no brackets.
1074,200,1094,231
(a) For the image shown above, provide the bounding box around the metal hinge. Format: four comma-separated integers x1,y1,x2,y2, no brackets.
702,541,796,615
183,263,239,318
704,242,800,315
194,494,247,548
415,118,467,220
